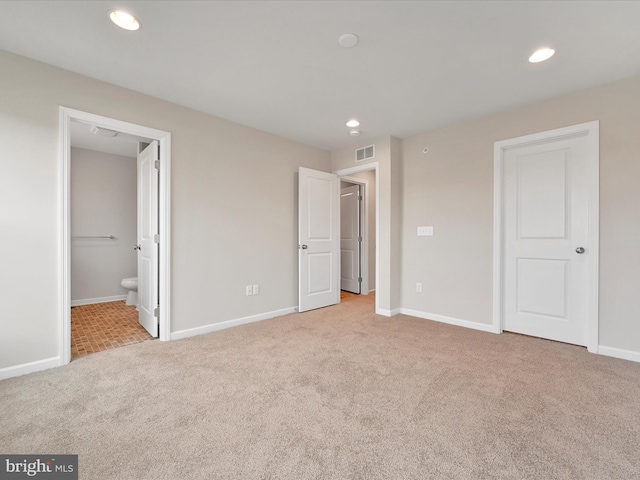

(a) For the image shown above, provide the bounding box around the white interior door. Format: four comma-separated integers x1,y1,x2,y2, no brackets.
137,141,159,337
503,134,590,346
341,184,361,294
298,167,339,312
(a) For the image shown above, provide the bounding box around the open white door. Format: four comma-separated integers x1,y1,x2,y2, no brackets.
137,141,159,337
340,184,361,294
298,167,340,312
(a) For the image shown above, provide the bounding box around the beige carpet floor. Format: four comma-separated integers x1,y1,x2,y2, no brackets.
2,294,640,479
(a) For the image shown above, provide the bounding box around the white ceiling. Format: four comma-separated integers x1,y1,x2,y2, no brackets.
1,1,639,152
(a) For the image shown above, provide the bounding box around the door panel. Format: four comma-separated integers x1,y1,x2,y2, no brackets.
504,134,589,345
298,167,339,312
137,141,159,337
516,258,568,318
308,253,332,294
517,151,567,238
340,184,361,294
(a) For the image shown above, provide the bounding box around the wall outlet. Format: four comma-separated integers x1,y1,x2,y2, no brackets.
417,226,433,236
416,282,422,293
246,285,253,296
252,284,259,295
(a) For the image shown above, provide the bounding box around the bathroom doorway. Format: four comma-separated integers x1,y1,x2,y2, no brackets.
60,108,172,364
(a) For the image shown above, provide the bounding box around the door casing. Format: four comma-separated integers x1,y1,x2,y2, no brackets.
334,163,379,314
340,183,362,294
493,121,599,352
340,177,370,296
59,107,172,365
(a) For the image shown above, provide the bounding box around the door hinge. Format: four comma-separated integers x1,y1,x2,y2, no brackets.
358,236,363,242
154,160,160,170
154,306,159,317
358,195,363,201
358,277,363,282
154,234,160,243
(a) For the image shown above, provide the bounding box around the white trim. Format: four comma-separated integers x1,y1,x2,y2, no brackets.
334,162,380,315
0,357,60,381
71,295,127,307
59,107,172,367
598,346,640,364
399,308,499,334
171,307,297,341
340,175,369,295
492,121,599,352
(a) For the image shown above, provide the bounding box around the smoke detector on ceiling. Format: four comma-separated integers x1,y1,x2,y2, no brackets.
338,33,359,49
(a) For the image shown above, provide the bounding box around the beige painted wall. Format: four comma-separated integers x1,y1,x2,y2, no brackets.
2,46,638,372
0,50,330,369
401,75,640,353
70,147,137,303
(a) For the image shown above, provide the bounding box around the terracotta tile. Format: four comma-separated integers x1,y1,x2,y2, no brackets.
71,301,152,360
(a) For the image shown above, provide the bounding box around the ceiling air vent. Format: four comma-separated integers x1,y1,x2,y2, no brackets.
355,144,375,162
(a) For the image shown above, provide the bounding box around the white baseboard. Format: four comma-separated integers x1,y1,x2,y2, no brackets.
398,308,498,334
171,306,298,341
71,295,127,307
0,356,61,381
597,345,640,363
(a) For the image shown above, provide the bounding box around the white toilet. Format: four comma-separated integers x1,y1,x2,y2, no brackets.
121,277,138,307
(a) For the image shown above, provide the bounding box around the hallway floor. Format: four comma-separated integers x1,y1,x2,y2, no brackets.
71,301,153,360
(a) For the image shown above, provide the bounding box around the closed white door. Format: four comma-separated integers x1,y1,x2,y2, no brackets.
137,141,159,337
503,134,590,346
340,184,361,294
298,167,339,312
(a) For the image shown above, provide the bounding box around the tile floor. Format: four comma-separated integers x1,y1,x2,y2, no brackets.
71,301,153,360
340,290,359,300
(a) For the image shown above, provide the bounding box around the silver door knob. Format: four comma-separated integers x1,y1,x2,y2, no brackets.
575,247,585,254
134,244,141,251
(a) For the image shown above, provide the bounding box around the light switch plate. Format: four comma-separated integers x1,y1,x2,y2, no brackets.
417,226,433,236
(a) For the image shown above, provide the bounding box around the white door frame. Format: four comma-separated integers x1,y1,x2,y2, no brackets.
59,107,172,365
492,121,599,352
340,177,369,296
334,162,380,315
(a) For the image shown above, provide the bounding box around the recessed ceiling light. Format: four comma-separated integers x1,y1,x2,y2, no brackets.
529,47,555,63
346,119,360,128
338,33,359,49
349,130,361,137
109,10,140,31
